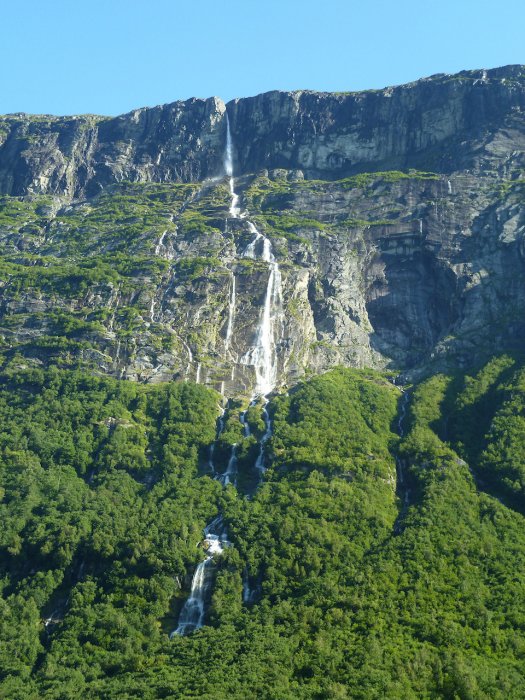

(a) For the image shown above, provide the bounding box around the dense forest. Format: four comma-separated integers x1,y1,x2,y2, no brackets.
0,360,524,698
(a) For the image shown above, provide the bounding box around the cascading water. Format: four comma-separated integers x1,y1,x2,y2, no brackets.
254,403,272,474
242,223,263,259
240,220,283,469
173,112,283,636
224,274,236,353
172,405,233,637
171,517,230,637
225,111,283,474
219,444,238,487
224,115,241,219
224,112,284,398
239,410,251,437
154,229,168,256
241,246,282,397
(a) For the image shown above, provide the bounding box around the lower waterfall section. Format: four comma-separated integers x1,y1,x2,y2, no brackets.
171,395,273,636
171,517,230,637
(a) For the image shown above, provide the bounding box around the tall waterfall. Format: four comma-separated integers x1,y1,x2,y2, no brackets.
226,111,283,477
172,112,282,636
241,238,283,397
223,113,283,396
224,115,240,218
240,225,283,395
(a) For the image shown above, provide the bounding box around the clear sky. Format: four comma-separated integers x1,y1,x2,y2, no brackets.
2,0,523,116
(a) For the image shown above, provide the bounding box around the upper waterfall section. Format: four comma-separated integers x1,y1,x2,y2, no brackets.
0,65,524,197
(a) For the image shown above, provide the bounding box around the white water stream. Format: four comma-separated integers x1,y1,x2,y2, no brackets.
172,399,238,636
155,229,169,256
171,516,230,636
172,112,282,636
225,115,241,218
224,274,236,353
219,444,238,487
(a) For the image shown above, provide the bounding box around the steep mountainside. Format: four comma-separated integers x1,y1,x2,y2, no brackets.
0,65,524,393
1,67,525,699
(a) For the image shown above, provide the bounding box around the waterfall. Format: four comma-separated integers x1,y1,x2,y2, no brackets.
182,340,193,378
242,576,252,604
171,517,230,637
172,560,209,636
173,113,284,637
243,223,263,259
241,227,283,397
226,112,282,478
224,111,284,397
219,444,238,487
172,400,238,636
224,115,234,179
239,410,251,437
224,274,236,353
224,115,241,218
154,229,168,256
254,403,272,474
242,569,260,605
223,115,239,359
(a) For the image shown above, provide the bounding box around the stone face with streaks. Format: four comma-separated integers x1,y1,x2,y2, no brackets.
0,65,524,393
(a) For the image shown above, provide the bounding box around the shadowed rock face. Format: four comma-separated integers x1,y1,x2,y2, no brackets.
0,97,228,197
0,65,524,391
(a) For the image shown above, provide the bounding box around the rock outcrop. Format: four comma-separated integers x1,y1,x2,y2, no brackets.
0,65,524,393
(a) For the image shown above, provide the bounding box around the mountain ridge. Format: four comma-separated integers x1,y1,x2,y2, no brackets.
1,64,524,199
3,64,524,118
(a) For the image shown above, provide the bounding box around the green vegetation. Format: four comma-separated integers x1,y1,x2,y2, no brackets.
437,355,525,510
338,169,439,189
0,368,223,697
1,162,525,697
242,170,436,244
0,363,524,698
175,256,222,280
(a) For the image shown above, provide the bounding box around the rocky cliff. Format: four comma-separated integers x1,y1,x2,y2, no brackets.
1,65,524,197
0,65,524,394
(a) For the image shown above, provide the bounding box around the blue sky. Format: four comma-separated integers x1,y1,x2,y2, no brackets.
2,0,523,116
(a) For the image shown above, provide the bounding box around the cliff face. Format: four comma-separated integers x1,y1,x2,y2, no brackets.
227,65,525,178
0,65,524,392
0,97,227,197
1,66,524,198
